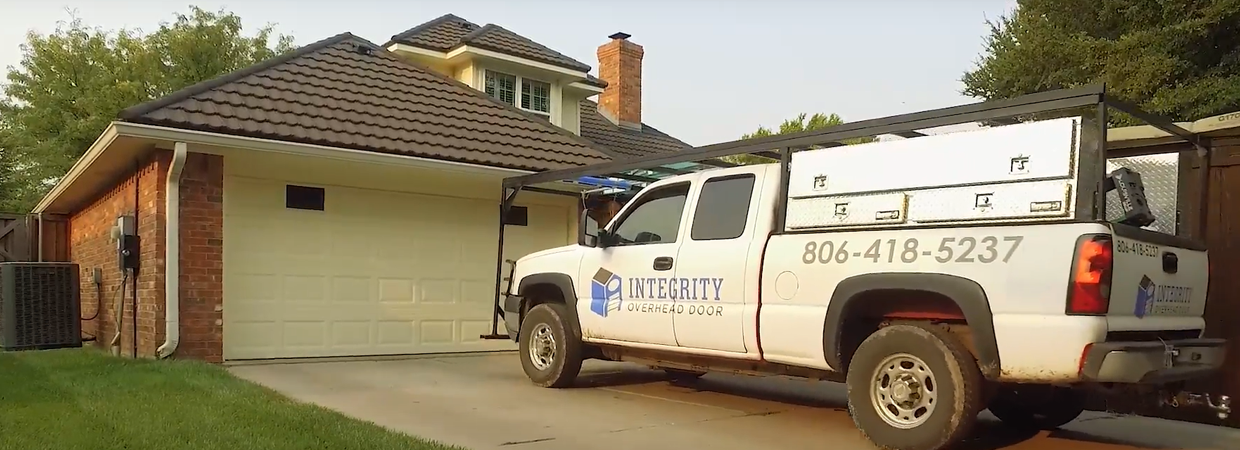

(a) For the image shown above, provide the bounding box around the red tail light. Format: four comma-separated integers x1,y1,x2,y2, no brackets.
1067,236,1113,315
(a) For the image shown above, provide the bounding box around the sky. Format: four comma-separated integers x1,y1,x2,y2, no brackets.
0,0,1018,146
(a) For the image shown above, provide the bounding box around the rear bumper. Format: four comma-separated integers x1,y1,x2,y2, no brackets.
1079,338,1227,384
501,294,523,341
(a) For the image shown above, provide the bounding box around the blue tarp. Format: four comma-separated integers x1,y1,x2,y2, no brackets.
576,176,635,190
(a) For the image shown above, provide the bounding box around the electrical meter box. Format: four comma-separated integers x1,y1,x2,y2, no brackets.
784,117,1083,230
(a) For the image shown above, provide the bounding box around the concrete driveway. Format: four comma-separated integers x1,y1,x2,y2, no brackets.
230,353,1240,450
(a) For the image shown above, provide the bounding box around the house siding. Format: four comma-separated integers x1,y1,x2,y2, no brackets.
69,151,224,362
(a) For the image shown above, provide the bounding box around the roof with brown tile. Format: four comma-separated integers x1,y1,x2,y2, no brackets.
118,32,611,172
578,99,693,159
386,14,594,73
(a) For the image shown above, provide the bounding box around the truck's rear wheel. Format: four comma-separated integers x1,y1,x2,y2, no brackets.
518,303,583,388
987,385,1085,430
846,322,984,450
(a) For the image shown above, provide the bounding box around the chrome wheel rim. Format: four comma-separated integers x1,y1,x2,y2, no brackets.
870,353,938,429
528,323,557,371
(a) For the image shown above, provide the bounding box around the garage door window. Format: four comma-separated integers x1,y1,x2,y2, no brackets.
286,185,325,211
504,206,529,226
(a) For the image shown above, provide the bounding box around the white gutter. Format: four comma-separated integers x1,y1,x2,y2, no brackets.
156,142,188,359
116,122,533,177
116,123,597,194
34,121,600,215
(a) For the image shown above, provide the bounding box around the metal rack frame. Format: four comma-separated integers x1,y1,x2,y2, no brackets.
481,84,1213,339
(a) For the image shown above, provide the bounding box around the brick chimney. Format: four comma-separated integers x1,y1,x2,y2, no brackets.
597,32,643,130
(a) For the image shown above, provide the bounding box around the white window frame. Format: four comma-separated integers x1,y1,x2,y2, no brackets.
483,69,552,119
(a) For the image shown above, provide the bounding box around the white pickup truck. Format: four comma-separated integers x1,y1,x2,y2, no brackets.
494,114,1229,450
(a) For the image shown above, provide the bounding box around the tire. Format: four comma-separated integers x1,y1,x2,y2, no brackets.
846,322,985,450
518,303,583,388
987,385,1086,430
663,368,707,382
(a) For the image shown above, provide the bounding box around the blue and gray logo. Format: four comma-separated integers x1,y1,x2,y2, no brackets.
1135,275,1155,318
590,268,624,318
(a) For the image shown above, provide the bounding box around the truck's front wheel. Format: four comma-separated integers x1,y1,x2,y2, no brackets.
518,303,583,388
846,323,984,450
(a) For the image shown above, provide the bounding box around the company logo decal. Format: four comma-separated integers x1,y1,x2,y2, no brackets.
589,268,624,318
1134,274,1193,318
1134,275,1156,318
588,267,726,318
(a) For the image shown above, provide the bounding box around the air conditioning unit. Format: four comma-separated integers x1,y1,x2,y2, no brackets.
0,262,82,351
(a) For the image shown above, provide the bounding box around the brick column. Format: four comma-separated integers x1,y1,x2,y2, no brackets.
175,153,225,362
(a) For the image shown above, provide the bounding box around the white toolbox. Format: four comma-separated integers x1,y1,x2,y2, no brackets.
785,117,1083,230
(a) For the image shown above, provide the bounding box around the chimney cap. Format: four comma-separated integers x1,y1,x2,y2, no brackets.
608,32,632,40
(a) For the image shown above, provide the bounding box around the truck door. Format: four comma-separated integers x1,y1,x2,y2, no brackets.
671,173,758,353
576,181,693,347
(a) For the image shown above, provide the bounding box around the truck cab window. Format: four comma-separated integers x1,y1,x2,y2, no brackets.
610,183,690,246
691,174,756,240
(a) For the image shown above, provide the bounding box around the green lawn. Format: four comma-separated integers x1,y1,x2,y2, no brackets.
0,348,465,450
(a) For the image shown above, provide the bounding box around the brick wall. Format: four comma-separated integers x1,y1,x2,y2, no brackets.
69,151,224,362
70,152,168,357
176,153,224,362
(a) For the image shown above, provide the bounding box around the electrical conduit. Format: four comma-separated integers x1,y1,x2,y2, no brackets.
157,143,188,359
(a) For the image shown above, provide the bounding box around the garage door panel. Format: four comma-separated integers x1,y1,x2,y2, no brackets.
505,203,568,259
283,321,328,347
331,276,372,302
230,283,494,318
224,175,562,360
376,320,415,344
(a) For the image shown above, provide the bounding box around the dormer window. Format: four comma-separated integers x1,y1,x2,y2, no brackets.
485,70,550,118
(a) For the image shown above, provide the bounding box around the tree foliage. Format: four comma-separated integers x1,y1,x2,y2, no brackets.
962,0,1240,125
724,112,877,165
0,6,294,212
0,143,22,212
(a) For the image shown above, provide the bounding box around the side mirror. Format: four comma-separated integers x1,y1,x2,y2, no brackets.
597,229,616,248
578,211,598,247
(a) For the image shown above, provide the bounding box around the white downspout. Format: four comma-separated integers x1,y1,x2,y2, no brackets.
157,143,188,359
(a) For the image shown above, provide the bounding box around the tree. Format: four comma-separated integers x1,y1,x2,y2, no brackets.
961,0,1240,125
0,6,295,212
724,112,877,165
0,143,19,212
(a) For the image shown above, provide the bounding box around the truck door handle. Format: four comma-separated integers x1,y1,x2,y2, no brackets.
1162,251,1178,274
653,257,674,271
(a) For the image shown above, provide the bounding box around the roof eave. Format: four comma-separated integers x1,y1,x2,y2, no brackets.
125,117,603,173
462,41,591,73
31,122,122,214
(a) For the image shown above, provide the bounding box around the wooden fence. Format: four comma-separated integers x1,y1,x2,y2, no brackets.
0,213,69,263
1176,137,1240,427
1082,138,1240,427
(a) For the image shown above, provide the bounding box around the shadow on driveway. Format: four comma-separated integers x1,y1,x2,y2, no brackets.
229,353,1240,450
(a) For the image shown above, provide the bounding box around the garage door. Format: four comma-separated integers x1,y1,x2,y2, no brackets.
222,175,569,360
